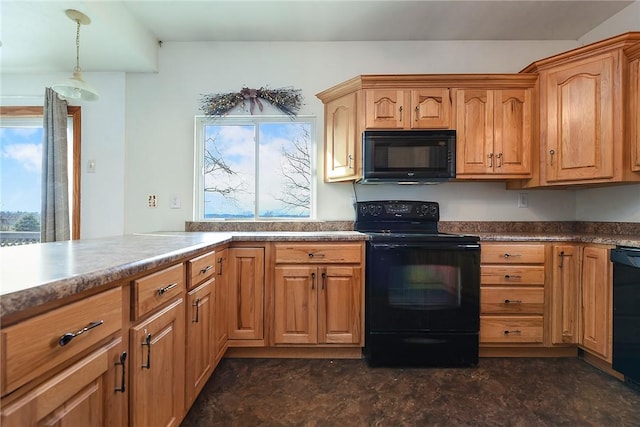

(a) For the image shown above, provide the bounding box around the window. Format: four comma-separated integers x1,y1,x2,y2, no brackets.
194,116,315,220
0,106,81,244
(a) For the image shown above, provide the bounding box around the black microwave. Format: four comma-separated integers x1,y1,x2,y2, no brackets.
361,130,456,183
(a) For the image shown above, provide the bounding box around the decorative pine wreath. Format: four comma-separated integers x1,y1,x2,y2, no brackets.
200,86,303,117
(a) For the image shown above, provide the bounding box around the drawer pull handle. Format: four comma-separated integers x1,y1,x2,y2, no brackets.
157,283,177,296
200,265,213,274
192,298,200,323
115,351,127,392
504,275,522,280
218,257,223,275
308,252,325,258
58,320,104,346
321,272,326,290
504,299,522,304
504,330,522,336
559,250,566,269
142,332,152,369
311,272,316,290
503,253,522,259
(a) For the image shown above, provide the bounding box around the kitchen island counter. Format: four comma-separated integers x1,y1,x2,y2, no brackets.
0,231,366,320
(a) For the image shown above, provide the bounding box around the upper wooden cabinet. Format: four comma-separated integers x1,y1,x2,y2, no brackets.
512,32,640,188
455,88,533,178
317,74,537,182
365,88,452,129
629,48,640,172
324,93,360,181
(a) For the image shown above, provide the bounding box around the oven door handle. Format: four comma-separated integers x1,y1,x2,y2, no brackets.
370,243,480,251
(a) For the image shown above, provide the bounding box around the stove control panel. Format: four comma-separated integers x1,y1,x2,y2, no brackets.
356,201,439,221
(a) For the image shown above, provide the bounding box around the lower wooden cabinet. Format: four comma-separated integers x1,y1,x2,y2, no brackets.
550,244,581,344
0,336,127,427
213,249,229,363
185,279,215,407
227,247,265,344
480,242,546,346
130,298,185,427
580,245,613,361
273,265,362,345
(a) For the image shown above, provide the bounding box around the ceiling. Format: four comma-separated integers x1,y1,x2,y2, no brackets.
0,0,635,73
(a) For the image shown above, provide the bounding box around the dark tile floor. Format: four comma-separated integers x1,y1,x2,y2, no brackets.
182,357,640,426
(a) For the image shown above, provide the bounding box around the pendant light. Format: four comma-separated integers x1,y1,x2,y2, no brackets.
52,9,99,101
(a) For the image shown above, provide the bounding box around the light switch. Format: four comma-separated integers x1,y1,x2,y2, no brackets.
170,194,181,209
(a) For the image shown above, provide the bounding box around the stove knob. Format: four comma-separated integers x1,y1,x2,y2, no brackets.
376,205,383,214
421,205,429,215
360,205,368,215
368,205,376,215
430,205,438,216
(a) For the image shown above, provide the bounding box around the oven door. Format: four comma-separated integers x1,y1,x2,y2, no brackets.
366,240,480,333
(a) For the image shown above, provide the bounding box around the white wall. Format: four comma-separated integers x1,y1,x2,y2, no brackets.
3,4,638,236
0,72,127,238
125,39,582,232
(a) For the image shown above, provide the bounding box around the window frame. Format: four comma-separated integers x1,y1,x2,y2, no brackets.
0,106,81,240
194,115,316,221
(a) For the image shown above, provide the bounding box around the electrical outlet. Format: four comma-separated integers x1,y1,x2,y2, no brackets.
148,195,157,208
518,193,529,208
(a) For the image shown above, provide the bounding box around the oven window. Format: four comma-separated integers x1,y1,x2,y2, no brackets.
388,263,461,309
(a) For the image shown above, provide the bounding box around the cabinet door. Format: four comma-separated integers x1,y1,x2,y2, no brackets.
130,298,185,427
550,245,581,344
544,53,616,182
185,280,214,407
455,89,494,175
630,58,640,172
318,266,362,344
0,337,126,427
325,93,359,181
411,88,451,128
581,246,612,360
274,266,317,344
365,89,406,128
228,247,265,341
213,249,228,364
493,89,532,175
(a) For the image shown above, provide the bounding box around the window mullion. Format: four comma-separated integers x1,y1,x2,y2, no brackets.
254,125,260,220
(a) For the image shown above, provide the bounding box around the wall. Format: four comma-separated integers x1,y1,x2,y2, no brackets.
125,39,583,232
3,3,638,237
0,72,127,238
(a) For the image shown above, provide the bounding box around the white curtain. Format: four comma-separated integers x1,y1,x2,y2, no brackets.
41,88,70,242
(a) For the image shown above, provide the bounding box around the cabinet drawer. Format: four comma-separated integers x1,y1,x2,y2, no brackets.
481,287,544,314
275,243,362,264
480,315,543,344
481,265,544,285
133,263,185,319
187,250,216,289
2,287,122,396
481,244,545,264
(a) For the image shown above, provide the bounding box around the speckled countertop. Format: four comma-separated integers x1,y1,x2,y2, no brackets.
2,223,639,321
0,231,366,320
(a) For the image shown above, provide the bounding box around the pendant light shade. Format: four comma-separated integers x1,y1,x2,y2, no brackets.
52,9,99,101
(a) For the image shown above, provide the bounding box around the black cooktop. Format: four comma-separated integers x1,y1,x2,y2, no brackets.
354,200,479,243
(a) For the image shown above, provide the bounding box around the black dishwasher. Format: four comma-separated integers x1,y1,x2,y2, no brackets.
611,246,640,390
